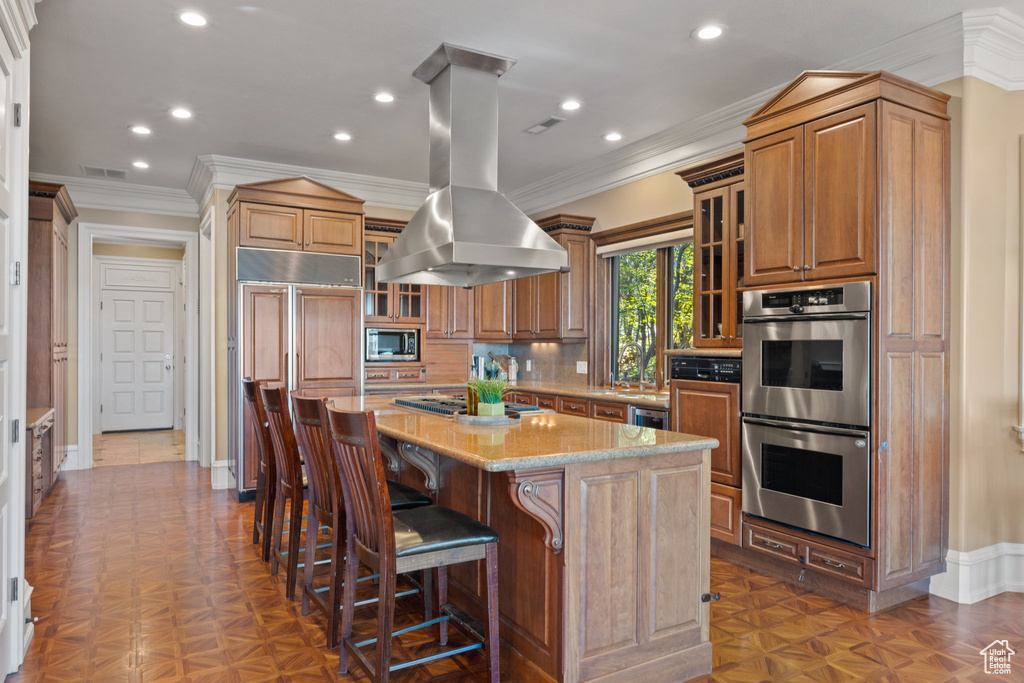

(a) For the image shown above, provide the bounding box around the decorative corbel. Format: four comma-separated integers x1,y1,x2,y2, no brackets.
377,435,402,476
400,442,441,493
507,467,565,553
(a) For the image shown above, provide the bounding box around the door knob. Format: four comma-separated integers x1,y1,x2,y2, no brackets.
165,365,172,370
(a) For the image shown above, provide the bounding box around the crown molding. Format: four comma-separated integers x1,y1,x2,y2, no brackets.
964,8,1024,91
187,154,428,212
0,0,38,58
29,173,200,217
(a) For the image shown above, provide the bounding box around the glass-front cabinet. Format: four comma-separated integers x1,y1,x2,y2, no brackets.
677,153,745,349
364,230,425,325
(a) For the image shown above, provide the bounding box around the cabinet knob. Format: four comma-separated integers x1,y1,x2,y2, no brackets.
792,266,800,272
803,265,811,271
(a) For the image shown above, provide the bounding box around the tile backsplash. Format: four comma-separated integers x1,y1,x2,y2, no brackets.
471,342,589,386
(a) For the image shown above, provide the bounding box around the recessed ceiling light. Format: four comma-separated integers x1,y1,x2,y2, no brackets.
133,161,150,169
693,24,724,40
374,92,395,103
178,11,207,27
130,125,152,135
506,270,516,275
604,132,623,142
171,108,193,119
559,100,582,111
333,132,352,141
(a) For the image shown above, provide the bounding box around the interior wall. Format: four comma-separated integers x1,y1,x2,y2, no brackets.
91,243,185,260
67,207,200,446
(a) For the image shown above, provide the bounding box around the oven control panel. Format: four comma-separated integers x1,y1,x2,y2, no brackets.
670,356,742,383
761,287,844,310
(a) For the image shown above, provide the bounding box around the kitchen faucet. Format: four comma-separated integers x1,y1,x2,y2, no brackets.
614,342,651,391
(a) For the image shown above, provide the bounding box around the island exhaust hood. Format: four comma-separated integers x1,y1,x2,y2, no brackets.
375,43,567,287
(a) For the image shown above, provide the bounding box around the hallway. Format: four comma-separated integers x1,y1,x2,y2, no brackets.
92,430,186,467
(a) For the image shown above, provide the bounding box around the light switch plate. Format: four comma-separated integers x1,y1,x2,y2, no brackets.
526,360,532,371
576,361,588,374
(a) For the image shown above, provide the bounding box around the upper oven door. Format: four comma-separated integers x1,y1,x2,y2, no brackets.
742,312,870,427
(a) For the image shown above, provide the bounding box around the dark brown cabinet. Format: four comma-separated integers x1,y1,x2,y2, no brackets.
426,285,474,339
512,222,591,342
473,280,513,340
364,230,425,325
745,102,876,287
27,181,75,510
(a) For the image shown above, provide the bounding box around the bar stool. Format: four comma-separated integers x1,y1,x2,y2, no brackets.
324,404,500,682
290,393,431,647
241,378,275,562
260,384,309,600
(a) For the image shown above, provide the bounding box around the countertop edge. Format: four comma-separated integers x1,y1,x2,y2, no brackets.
365,381,671,409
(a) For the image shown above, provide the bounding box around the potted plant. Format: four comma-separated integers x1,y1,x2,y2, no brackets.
467,377,509,416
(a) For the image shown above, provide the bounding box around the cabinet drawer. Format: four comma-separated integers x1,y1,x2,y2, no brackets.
364,369,394,382
557,396,589,416
805,543,872,587
745,523,802,563
590,401,628,423
534,394,557,410
710,483,742,546
508,392,537,407
395,368,426,381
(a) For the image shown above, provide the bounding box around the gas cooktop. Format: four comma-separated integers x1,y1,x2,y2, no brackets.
392,396,543,416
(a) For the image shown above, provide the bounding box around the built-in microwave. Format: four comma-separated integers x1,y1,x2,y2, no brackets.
366,328,419,363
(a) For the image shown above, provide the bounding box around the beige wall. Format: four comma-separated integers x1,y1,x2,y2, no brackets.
67,208,199,446
942,77,1024,551
91,243,185,260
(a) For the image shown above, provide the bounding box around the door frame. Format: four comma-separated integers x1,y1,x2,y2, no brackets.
93,256,182,435
199,207,214,467
77,223,199,468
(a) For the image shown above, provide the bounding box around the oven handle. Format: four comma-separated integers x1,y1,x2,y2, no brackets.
742,416,869,439
742,313,869,324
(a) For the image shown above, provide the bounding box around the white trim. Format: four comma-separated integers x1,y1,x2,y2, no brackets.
187,154,428,213
929,543,1024,604
210,460,231,490
29,173,199,217
77,224,199,469
198,207,215,468
0,0,36,59
58,445,85,472
964,8,1024,91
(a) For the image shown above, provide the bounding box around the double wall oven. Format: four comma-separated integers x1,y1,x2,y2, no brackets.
741,281,872,547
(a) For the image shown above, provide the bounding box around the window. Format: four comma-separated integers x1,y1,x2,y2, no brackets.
610,241,694,384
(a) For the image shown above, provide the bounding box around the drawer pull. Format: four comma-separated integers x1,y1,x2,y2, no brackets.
33,488,42,494
600,410,617,416
763,540,784,550
822,558,847,569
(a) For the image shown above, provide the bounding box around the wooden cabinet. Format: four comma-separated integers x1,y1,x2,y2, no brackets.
678,155,745,347
423,340,472,382
743,520,873,589
474,280,513,341
364,366,426,384
556,396,589,417
364,230,425,325
25,409,54,520
512,219,593,342
426,285,474,339
27,181,75,505
745,97,876,286
293,288,361,390
589,401,628,423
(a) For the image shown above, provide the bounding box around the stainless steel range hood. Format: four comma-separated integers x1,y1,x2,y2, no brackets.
376,43,567,287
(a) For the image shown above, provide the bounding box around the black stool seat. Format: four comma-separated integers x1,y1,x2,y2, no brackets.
387,481,433,510
393,506,500,557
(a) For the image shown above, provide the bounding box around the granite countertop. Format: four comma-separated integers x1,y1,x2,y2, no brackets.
326,395,717,472
364,380,671,409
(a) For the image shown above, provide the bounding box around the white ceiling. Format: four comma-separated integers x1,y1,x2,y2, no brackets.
27,0,1024,197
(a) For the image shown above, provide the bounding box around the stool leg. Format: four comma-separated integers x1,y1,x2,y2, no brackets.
376,562,397,683
261,477,276,562
269,487,286,576
252,464,266,545
437,565,448,646
327,517,343,649
301,507,318,615
338,531,358,675
285,493,304,599
483,543,500,683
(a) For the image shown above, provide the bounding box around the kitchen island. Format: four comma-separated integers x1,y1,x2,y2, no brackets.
326,395,717,683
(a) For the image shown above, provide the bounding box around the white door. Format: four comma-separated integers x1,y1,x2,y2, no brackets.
100,290,175,431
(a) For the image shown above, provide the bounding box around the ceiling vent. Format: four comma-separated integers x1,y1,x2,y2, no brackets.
81,165,127,180
525,116,566,135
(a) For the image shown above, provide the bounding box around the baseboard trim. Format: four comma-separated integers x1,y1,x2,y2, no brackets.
929,543,1024,604
210,461,231,490
59,445,89,471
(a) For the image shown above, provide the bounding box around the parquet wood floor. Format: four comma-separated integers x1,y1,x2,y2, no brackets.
13,461,1023,682
92,430,186,467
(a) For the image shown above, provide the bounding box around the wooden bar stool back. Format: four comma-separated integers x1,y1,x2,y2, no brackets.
325,405,500,682
241,378,275,562
291,393,432,648
260,383,306,600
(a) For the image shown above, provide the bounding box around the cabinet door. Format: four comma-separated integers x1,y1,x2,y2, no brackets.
512,276,536,339
241,285,289,489
693,187,730,347
560,233,589,339
534,271,562,338
448,286,474,339
364,235,394,323
710,483,742,546
303,210,361,255
294,287,361,390
728,182,745,346
474,281,512,340
425,285,449,339
745,127,804,286
670,380,740,486
803,103,876,280
394,283,426,324
239,202,303,250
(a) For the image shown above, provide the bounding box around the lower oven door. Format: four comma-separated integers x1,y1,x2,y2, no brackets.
742,417,870,547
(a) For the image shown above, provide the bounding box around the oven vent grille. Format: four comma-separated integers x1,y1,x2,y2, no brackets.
81,165,127,180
